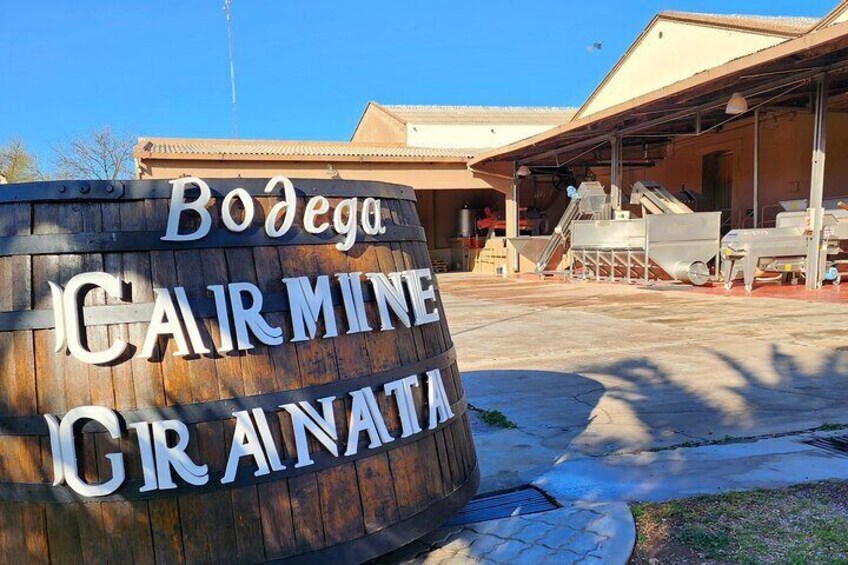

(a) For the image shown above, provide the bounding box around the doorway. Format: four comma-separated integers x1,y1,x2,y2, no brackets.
702,151,734,231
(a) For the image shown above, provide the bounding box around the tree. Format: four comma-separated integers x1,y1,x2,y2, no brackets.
53,126,135,180
0,138,44,183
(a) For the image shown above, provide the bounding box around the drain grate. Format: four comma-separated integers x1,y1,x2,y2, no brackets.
442,485,559,527
803,434,848,456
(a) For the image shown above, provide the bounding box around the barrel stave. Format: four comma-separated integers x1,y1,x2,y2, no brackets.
0,182,477,564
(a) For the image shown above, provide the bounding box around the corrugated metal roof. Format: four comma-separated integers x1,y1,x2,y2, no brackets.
660,11,818,37
135,138,479,160
380,105,577,125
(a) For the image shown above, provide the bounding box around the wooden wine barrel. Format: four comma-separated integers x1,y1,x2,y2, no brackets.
0,178,478,564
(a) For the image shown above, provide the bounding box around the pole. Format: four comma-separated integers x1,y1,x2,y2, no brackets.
505,175,520,274
223,0,239,138
610,136,622,213
753,108,760,228
806,73,828,290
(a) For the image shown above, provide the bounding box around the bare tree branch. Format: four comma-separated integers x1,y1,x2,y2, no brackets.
53,126,135,180
0,138,45,183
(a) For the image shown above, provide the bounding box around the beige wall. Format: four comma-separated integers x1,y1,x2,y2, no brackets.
349,105,406,144
580,19,787,118
138,158,510,192
406,123,559,149
595,110,848,227
828,5,848,25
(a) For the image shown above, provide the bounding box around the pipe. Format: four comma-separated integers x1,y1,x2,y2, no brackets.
753,108,760,228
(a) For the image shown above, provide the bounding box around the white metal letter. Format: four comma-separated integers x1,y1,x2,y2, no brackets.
228,282,284,350
264,176,298,238
57,406,126,497
384,375,422,438
345,387,394,456
402,269,440,326
221,187,255,233
138,288,191,359
361,198,386,235
222,410,271,484
128,421,159,492
54,272,129,365
304,196,330,234
335,272,371,334
162,177,213,241
173,286,211,355
283,276,338,342
333,198,359,252
151,419,209,489
426,369,454,429
280,396,338,468
366,272,411,330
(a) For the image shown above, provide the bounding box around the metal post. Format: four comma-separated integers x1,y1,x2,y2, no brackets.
505,177,520,274
610,136,622,211
806,73,828,290
753,108,760,228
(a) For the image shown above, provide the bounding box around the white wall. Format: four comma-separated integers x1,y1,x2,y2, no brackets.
580,19,786,118
406,124,558,149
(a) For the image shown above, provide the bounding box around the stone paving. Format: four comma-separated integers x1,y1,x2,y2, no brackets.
382,500,633,564
388,273,848,564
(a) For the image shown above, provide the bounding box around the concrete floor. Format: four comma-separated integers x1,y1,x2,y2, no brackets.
439,273,848,493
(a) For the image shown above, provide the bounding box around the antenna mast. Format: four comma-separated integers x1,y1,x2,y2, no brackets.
223,0,238,138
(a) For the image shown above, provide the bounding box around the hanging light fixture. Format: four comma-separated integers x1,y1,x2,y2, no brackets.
725,92,748,115
516,165,532,178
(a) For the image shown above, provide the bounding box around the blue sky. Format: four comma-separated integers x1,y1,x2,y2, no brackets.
0,0,837,168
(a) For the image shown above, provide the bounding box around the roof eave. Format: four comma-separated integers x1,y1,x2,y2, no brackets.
470,19,848,169
134,151,472,164
574,13,808,121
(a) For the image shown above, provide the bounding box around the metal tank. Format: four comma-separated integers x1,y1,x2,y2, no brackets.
457,206,478,237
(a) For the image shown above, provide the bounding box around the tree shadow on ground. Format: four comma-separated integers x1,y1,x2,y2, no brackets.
462,344,848,498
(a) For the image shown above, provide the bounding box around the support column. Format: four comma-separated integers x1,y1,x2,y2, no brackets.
753,108,760,228
610,136,622,212
806,73,828,290
505,179,519,273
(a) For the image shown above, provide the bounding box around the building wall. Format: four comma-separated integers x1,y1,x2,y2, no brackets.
597,111,848,227
580,20,787,118
138,158,510,192
349,104,407,144
406,124,558,149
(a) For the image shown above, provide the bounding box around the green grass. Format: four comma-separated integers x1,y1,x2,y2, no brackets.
815,422,848,432
630,482,848,564
471,406,517,429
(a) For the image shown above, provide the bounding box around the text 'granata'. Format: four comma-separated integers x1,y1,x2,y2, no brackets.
45,369,455,497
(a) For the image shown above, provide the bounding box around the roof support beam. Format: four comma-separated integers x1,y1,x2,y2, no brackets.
806,72,829,290
518,59,848,166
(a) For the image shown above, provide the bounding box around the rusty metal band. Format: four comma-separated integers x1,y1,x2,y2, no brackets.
0,397,468,504
0,347,456,436
275,464,480,565
0,283,384,332
0,178,417,203
0,223,425,258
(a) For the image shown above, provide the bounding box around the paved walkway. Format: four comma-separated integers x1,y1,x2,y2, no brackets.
392,274,848,564
382,500,633,564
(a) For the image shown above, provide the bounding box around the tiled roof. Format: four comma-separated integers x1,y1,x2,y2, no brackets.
659,11,818,37
134,138,479,160
380,105,577,125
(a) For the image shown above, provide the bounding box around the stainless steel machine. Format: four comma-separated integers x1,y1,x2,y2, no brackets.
570,207,720,285
538,180,721,285
720,207,848,291
534,181,610,273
